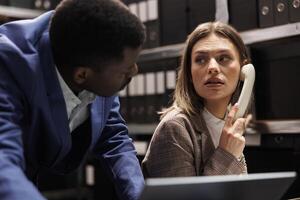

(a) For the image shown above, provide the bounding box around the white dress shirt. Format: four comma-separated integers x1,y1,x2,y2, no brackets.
56,68,96,132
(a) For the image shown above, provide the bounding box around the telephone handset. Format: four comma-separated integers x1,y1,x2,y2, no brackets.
234,64,255,120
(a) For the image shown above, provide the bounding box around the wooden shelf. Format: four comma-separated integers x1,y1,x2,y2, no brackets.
128,120,300,135
240,22,300,45
139,43,184,62
0,5,44,19
247,120,300,134
139,22,300,62
128,123,157,135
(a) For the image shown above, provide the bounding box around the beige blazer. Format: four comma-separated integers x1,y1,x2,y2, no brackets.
142,108,247,178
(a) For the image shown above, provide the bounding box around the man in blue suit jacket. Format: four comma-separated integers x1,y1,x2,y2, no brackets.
0,0,146,199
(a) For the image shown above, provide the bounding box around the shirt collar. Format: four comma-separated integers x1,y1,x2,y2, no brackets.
202,107,225,124
188,104,231,133
55,67,96,117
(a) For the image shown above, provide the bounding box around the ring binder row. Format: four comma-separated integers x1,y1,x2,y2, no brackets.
228,0,300,31
121,0,215,48
0,0,61,10
118,57,180,124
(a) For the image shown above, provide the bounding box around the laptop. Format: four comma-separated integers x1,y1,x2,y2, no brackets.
139,171,297,200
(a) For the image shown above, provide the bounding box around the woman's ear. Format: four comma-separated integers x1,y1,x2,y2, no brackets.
73,67,90,85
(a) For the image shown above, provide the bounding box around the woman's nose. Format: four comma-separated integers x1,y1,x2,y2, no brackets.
208,59,220,74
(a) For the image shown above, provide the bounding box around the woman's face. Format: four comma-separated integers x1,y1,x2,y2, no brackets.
190,33,241,105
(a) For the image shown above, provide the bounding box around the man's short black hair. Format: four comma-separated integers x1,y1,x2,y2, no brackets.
49,0,146,69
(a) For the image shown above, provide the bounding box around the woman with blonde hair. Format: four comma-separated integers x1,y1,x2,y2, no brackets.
142,21,253,177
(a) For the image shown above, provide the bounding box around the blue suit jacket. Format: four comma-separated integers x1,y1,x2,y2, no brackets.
0,11,144,200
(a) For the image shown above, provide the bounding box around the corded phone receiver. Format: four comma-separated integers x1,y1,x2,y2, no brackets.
234,64,255,120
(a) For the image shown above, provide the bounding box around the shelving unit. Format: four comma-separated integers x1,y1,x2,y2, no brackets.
138,22,300,62
128,124,263,146
241,22,300,45
128,123,157,135
1,0,300,151
0,5,299,62
128,120,300,148
129,120,300,135
132,22,300,138
0,5,44,19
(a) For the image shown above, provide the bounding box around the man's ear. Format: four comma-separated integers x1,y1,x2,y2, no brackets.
73,67,90,85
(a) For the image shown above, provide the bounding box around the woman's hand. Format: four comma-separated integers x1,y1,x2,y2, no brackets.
218,104,252,159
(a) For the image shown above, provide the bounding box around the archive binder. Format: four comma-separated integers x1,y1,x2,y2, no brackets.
144,20,160,49
137,57,179,124
288,0,300,22
228,0,258,31
274,0,289,25
0,0,8,5
159,0,187,45
144,0,160,48
10,0,33,8
135,74,147,124
187,0,215,33
258,0,274,28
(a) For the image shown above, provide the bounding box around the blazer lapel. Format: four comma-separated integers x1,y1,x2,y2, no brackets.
90,97,104,148
38,31,71,164
190,112,216,165
90,96,115,149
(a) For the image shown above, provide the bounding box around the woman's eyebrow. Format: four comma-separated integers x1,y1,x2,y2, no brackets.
193,48,232,54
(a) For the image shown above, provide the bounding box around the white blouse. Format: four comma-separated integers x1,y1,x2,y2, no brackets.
202,107,226,148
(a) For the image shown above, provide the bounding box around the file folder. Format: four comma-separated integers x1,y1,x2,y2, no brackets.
144,20,160,49
144,0,160,48
10,0,33,8
145,72,158,123
135,74,146,123
228,0,258,31
0,0,8,5
188,0,215,33
258,0,275,28
274,0,289,25
288,0,300,22
159,0,187,45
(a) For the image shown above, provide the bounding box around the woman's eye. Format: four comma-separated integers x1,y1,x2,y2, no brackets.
195,56,206,64
218,55,231,63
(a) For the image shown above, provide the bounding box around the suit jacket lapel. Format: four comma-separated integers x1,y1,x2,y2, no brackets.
38,31,71,163
90,97,104,148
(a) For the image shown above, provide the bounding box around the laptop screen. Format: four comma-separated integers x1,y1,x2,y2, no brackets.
139,171,297,200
